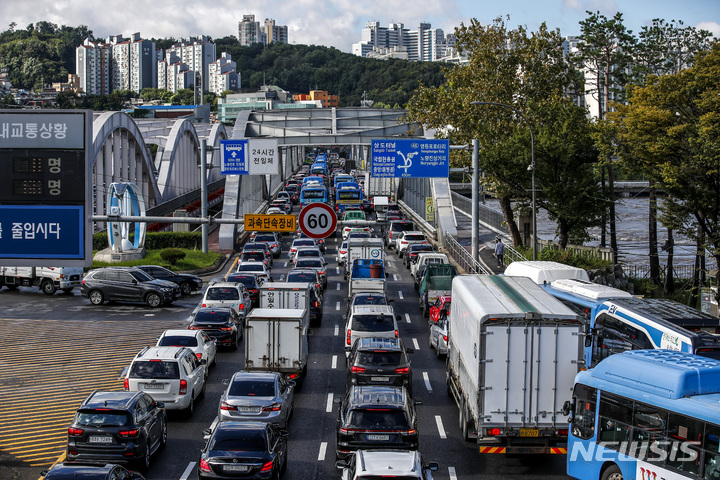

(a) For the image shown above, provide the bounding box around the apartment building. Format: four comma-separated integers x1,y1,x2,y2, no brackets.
76,38,112,95
208,53,241,95
238,14,289,46
352,21,457,62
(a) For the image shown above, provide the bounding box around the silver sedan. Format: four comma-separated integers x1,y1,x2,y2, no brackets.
218,371,295,428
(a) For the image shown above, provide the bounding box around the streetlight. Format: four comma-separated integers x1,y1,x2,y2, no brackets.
470,101,537,261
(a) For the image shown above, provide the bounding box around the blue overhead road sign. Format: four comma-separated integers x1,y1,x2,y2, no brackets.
220,139,248,175
371,139,449,178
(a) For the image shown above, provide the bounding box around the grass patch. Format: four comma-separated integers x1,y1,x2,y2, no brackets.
511,245,612,270
90,249,223,271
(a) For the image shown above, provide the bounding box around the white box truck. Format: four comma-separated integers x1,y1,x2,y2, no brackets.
245,308,309,387
447,274,583,454
344,238,385,278
0,266,84,295
363,173,394,199
258,282,311,330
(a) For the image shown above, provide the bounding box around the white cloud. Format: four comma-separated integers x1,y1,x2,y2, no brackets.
696,21,720,38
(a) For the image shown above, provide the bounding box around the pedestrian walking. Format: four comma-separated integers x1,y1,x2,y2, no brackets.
494,237,505,267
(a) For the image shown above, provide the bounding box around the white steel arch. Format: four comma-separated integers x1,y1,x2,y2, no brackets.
155,119,201,200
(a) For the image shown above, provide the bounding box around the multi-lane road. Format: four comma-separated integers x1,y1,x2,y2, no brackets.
0,231,569,480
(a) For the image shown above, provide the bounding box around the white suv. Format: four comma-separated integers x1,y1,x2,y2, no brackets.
337,450,439,480
201,282,252,319
343,305,400,356
124,346,206,416
395,231,429,258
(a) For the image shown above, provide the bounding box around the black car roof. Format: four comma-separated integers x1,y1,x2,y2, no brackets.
82,390,141,409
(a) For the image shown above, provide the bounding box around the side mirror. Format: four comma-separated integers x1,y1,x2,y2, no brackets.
335,459,349,469
396,315,402,321
413,397,423,406
333,395,342,405
288,381,296,388
279,274,286,282
342,315,347,321
406,347,415,354
387,299,395,304
200,359,207,366
202,428,212,436
427,462,439,472
562,400,572,417
280,430,290,438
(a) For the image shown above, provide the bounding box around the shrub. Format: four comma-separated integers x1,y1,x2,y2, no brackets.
93,231,202,250
160,248,186,265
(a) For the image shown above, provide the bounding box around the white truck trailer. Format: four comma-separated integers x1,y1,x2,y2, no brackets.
344,238,385,278
0,266,84,295
244,308,309,387
258,282,311,330
447,274,583,454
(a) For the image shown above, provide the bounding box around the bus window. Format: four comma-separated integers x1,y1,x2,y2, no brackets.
598,392,632,445
632,402,668,461
571,383,597,440
704,424,720,480
667,413,703,475
592,314,654,365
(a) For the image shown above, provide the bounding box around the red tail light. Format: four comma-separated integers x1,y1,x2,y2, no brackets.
558,428,569,436
394,330,399,338
123,378,129,390
351,366,365,373
220,327,234,331
262,403,282,412
260,461,273,472
188,326,200,330
347,329,352,346
118,429,140,438
313,301,319,308
249,289,258,294
220,401,237,411
202,303,207,307
179,379,187,395
195,353,202,360
238,304,245,310
395,367,410,374
68,427,84,436
486,428,501,436
199,458,211,472
443,335,448,342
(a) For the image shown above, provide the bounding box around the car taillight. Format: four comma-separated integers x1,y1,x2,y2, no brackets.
486,428,502,436
179,379,187,395
249,289,258,294
260,461,273,472
68,427,84,436
319,270,326,275
202,303,207,307
123,378,129,390
195,353,202,360
558,428,569,436
313,301,319,308
272,244,278,248
220,401,237,411
238,304,245,310
118,429,140,438
199,458,211,472
443,335,448,342
262,403,282,412
340,250,346,254
347,329,352,346
220,327,234,331
395,330,399,338
351,366,365,373
401,241,408,245
405,429,416,435
188,326,200,330
395,367,410,374
81,279,86,285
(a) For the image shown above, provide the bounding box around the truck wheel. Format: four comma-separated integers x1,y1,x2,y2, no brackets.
145,292,162,308
601,465,623,480
41,279,57,295
89,290,104,305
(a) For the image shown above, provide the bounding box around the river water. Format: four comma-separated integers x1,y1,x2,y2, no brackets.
483,197,701,267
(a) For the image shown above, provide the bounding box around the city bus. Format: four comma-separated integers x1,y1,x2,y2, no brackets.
334,182,363,214
541,278,720,367
566,349,720,480
299,182,328,207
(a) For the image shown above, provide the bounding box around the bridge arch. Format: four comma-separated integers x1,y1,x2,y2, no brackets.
155,118,201,201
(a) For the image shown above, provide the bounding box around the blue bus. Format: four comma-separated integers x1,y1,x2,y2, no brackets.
567,350,720,480
334,182,363,214
542,279,720,367
311,162,328,176
300,183,328,207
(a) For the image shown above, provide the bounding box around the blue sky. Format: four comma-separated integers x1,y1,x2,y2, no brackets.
2,0,718,52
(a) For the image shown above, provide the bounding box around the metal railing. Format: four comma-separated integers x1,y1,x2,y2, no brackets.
451,191,506,233
443,231,492,275
398,200,438,241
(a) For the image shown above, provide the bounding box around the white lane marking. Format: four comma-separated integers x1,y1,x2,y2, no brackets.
334,325,339,336
326,393,334,413
398,291,404,299
284,262,288,268
412,338,420,350
423,371,432,393
435,415,447,439
180,462,196,480
448,466,457,479
318,442,328,461
393,274,398,281
336,267,340,275
332,355,338,369
336,282,340,290
405,313,411,324
336,301,340,311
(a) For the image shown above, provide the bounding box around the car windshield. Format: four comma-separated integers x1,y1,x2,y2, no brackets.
129,360,180,379
210,433,267,452
347,409,410,428
237,265,264,273
228,379,276,397
227,275,256,287
296,250,320,258
351,315,395,332
241,252,265,262
76,410,132,427
194,311,232,324
295,259,322,268
287,273,316,283
255,235,276,242
244,243,266,251
158,335,198,347
206,287,240,300
293,240,315,247
353,295,387,307
404,235,425,241
392,223,415,232
356,351,404,366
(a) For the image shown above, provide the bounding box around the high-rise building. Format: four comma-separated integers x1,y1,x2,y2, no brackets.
352,21,451,62
164,36,216,93
208,53,241,95
264,18,288,44
238,14,288,45
76,38,112,95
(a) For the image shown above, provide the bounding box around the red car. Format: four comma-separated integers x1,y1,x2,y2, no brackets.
429,294,451,325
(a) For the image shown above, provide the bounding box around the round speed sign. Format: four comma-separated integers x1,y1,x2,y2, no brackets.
298,203,338,239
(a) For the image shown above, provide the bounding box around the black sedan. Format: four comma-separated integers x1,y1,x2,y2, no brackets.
41,462,146,479
135,265,202,296
226,273,263,307
198,422,288,479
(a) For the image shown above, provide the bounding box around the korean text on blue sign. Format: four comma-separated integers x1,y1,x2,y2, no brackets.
220,139,248,175
371,139,449,178
0,205,84,259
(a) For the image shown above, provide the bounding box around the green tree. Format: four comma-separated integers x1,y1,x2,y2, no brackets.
612,44,720,289
406,17,596,249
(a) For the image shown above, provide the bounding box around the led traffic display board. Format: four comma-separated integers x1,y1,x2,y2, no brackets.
0,110,93,267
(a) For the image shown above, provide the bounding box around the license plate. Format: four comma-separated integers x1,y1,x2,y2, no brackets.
519,428,539,437
370,376,390,382
367,434,390,441
223,465,249,472
143,383,164,389
238,406,260,413
88,435,112,444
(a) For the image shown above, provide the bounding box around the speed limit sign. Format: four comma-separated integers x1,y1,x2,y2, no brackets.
298,203,338,239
